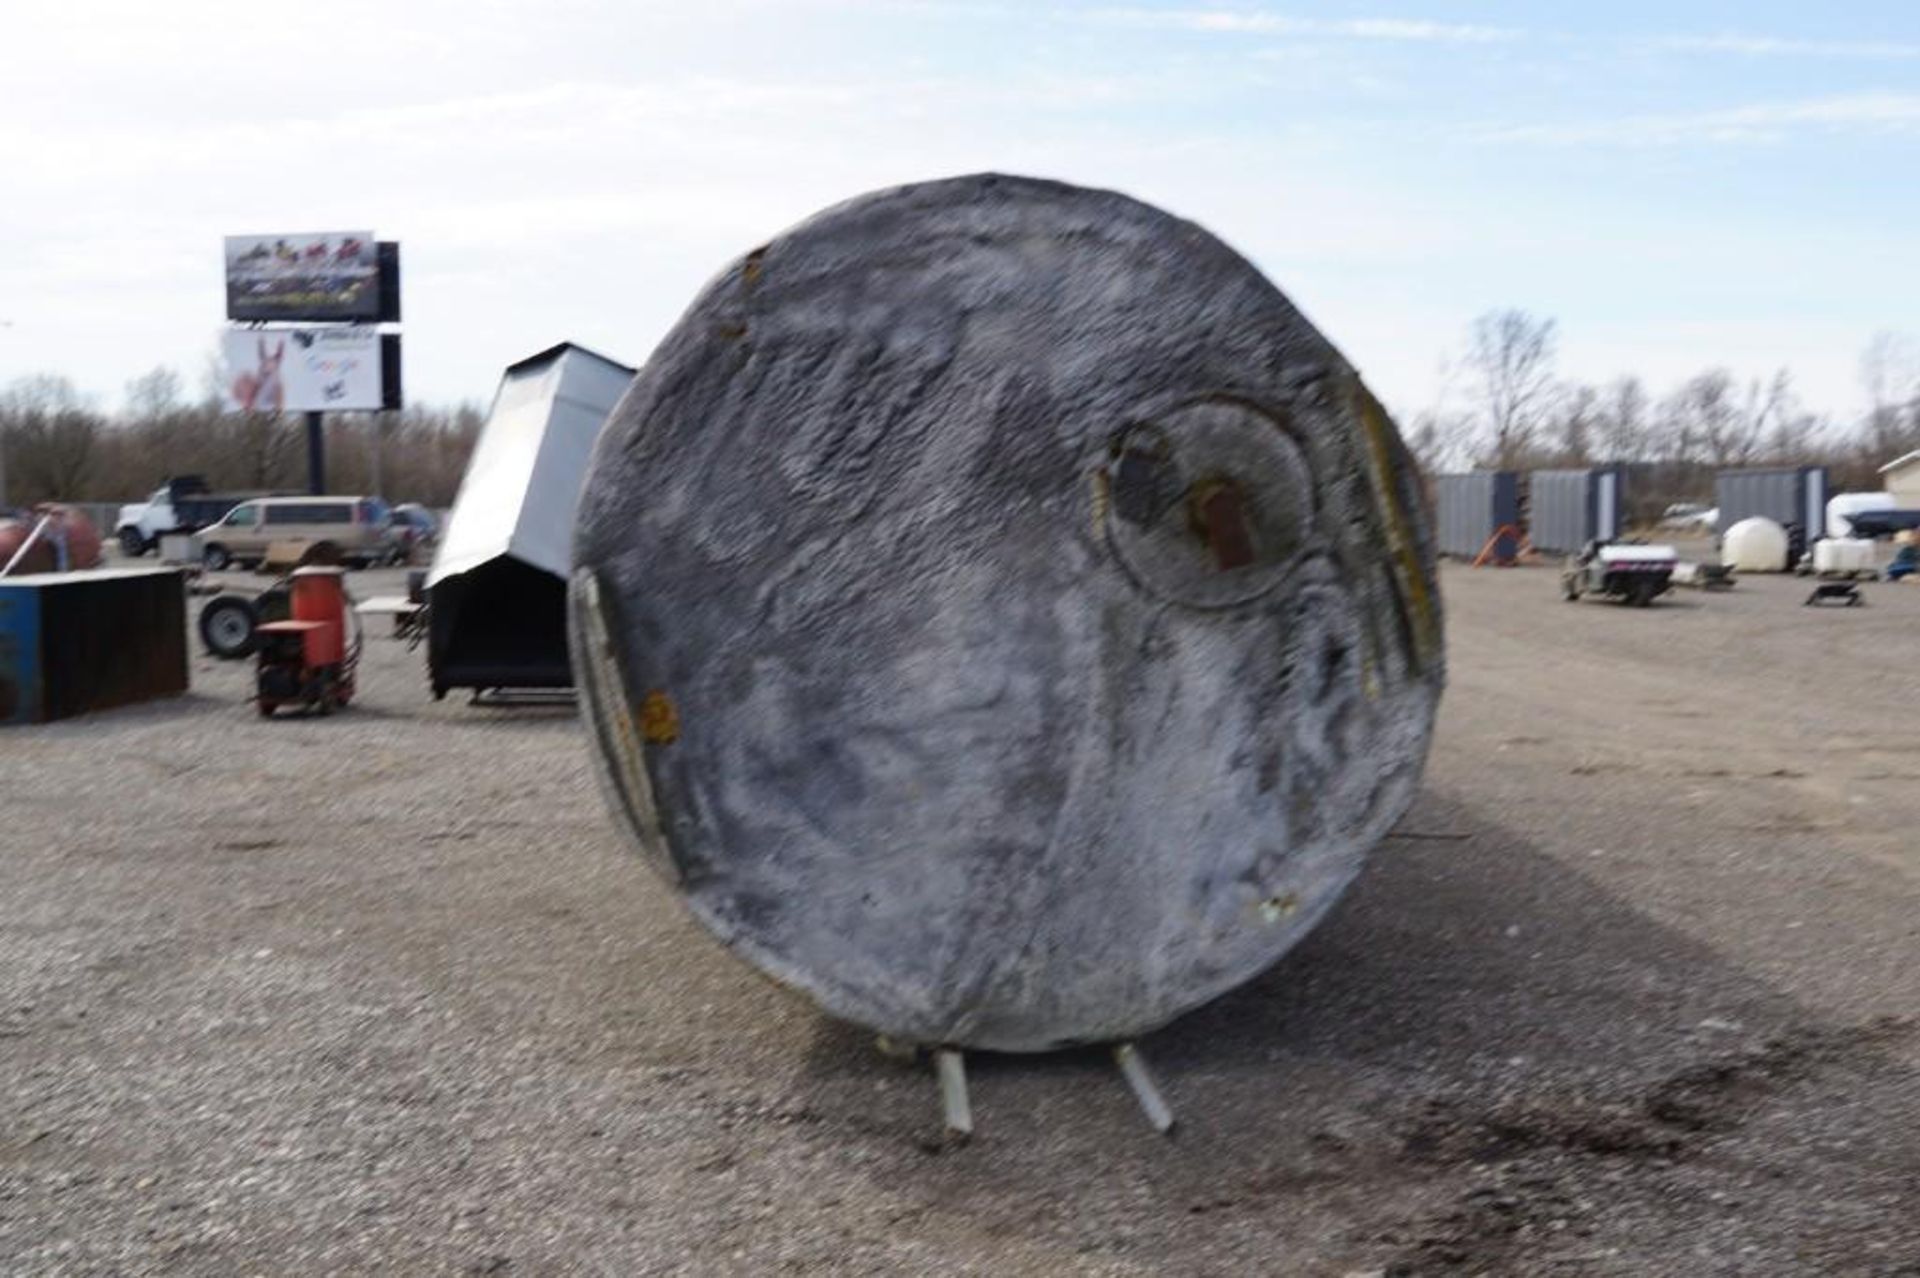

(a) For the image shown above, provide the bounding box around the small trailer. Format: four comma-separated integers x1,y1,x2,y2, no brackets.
1561,541,1678,606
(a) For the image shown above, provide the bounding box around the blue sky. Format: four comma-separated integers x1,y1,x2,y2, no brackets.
2,0,1915,425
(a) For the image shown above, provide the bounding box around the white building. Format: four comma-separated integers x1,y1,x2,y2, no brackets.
1879,450,1920,508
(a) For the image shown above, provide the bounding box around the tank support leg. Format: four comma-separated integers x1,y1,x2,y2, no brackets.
935,1048,972,1138
1114,1042,1175,1134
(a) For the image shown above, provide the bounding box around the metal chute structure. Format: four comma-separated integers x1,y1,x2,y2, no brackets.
427,343,634,699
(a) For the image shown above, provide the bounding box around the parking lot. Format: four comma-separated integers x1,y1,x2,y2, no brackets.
2,561,1916,1274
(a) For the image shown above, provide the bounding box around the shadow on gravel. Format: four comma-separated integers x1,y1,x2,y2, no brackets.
787,785,1919,1273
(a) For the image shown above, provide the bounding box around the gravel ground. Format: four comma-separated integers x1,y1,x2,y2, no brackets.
1,559,1916,1275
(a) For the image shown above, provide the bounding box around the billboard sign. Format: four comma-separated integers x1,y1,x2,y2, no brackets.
223,328,387,412
225,231,380,321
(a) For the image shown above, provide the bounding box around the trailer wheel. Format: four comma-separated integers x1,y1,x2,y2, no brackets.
199,594,260,658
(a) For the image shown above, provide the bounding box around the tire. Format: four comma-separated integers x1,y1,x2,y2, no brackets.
202,543,232,571
117,528,147,558
199,594,259,659
255,584,291,625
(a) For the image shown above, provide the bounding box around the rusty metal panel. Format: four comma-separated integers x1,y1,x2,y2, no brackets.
1433,472,1518,559
0,567,187,725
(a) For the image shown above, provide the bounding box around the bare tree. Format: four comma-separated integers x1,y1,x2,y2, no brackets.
1598,375,1650,461
222,411,302,490
124,366,183,422
1859,331,1919,459
1766,409,1825,465
1405,408,1472,475
1552,382,1600,464
1741,370,1796,461
0,375,103,502
1661,369,1752,466
1464,309,1558,468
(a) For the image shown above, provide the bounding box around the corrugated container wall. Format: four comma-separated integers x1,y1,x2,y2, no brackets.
1715,467,1828,539
1433,472,1520,559
1528,467,1625,555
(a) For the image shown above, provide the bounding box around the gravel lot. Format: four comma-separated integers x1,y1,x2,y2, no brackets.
2,559,1916,1275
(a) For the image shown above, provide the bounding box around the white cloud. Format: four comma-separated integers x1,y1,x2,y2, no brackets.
1090,7,1517,43
1486,93,1920,146
1659,33,1920,60
0,0,1910,425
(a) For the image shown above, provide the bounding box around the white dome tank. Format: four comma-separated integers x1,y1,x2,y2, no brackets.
1722,516,1790,571
1827,491,1896,539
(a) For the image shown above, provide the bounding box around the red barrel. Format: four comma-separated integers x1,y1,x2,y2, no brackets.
289,566,348,666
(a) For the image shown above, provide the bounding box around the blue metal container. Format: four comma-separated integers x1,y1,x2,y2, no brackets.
0,567,186,725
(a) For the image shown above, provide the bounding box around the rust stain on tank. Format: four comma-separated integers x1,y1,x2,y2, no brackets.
640,690,681,744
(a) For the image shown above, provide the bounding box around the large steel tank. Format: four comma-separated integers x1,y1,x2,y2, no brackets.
569,175,1444,1052
0,505,103,576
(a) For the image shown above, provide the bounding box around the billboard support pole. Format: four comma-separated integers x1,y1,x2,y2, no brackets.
305,410,325,495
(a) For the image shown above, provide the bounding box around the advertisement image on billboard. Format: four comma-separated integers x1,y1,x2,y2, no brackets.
225,231,380,322
223,328,388,413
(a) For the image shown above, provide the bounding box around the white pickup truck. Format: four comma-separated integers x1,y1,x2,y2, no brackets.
114,477,261,557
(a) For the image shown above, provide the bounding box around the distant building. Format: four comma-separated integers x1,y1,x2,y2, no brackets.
1879,450,1920,507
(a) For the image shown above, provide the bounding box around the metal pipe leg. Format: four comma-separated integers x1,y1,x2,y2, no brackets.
1114,1042,1174,1134
935,1048,972,1138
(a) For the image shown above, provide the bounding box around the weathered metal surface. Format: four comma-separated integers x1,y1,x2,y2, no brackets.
430,343,635,588
571,174,1444,1051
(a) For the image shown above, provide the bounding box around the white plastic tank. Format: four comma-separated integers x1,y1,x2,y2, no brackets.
1826,491,1897,539
1813,537,1877,576
1722,516,1790,571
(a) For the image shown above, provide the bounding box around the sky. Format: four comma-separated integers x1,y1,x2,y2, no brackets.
2,0,1917,427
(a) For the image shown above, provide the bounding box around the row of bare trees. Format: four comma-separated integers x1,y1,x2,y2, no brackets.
0,365,485,509
1408,311,1920,497
9,318,1920,513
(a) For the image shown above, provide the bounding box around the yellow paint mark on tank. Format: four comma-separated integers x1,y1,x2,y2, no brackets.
1351,379,1440,675
641,690,681,744
1258,891,1301,924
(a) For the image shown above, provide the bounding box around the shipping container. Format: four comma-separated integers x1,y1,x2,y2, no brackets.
1715,467,1828,542
1432,472,1520,560
1528,467,1625,555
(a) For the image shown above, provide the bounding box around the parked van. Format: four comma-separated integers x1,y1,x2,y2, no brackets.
193,496,396,570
